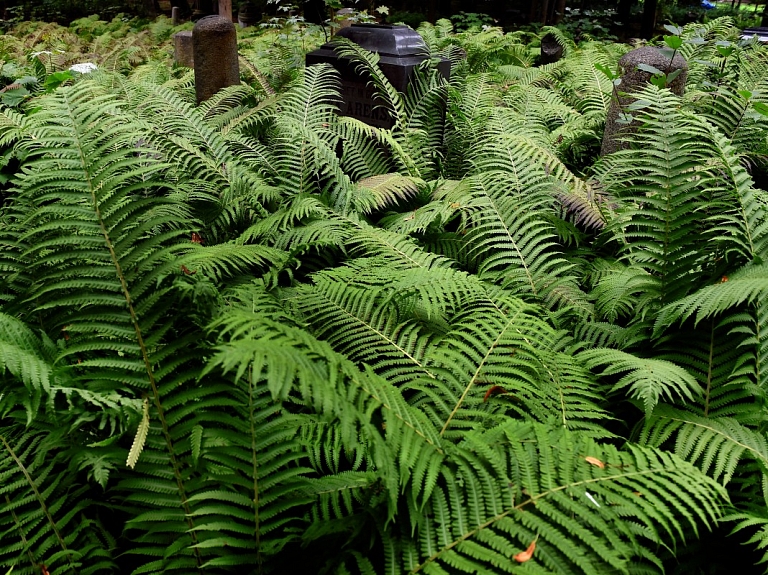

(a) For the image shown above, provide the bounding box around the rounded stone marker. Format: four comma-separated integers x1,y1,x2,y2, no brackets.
173,31,194,67
192,15,240,104
601,46,687,156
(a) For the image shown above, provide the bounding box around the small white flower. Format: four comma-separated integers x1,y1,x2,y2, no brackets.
69,62,98,74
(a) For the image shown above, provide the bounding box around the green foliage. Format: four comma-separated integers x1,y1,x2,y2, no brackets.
1,13,768,575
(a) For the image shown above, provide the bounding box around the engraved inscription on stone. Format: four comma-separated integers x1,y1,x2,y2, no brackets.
340,81,392,128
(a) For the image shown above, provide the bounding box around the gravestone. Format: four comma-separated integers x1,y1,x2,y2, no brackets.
305,24,450,129
173,31,194,67
540,33,563,65
741,27,768,42
172,6,181,24
192,16,240,103
238,1,259,27
601,46,687,156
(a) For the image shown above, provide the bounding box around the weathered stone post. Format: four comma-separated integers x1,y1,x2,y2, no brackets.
172,6,181,25
192,15,240,104
173,31,194,67
601,46,687,156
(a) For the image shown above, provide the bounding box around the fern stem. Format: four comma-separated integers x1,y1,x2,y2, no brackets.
64,92,202,568
704,320,715,417
440,310,522,436
314,290,436,379
0,436,74,574
5,494,37,571
238,56,276,96
486,197,537,295
249,364,263,573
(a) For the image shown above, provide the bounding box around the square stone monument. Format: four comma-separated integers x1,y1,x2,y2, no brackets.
305,24,450,129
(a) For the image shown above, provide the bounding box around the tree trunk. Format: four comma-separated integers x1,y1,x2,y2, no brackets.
428,0,436,21
218,0,232,21
528,0,538,23
617,0,632,23
171,0,191,17
143,0,158,16
553,0,567,24
762,1,768,26
540,0,551,24
641,0,658,38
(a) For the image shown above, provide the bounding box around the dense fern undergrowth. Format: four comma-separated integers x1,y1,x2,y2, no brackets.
0,13,767,575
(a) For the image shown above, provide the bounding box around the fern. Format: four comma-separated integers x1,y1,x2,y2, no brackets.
579,349,702,414
407,422,726,574
641,405,768,484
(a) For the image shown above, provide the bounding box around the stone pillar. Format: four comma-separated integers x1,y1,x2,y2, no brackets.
172,6,181,24
192,15,240,103
601,46,687,156
173,31,194,67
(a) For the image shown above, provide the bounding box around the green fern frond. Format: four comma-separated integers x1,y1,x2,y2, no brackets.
641,405,768,483
655,262,768,331
408,422,726,574
579,349,702,413
354,173,423,214
331,38,405,128
127,398,150,470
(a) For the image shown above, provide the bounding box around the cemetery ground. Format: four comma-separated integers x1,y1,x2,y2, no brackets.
0,11,767,575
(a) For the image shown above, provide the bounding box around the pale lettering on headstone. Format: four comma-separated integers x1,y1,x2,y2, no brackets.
305,24,450,129
173,31,194,67
601,46,687,156
192,16,240,103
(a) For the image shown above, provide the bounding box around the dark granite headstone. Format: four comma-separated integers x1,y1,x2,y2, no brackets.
192,16,240,103
601,46,687,156
305,24,450,129
540,33,563,65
